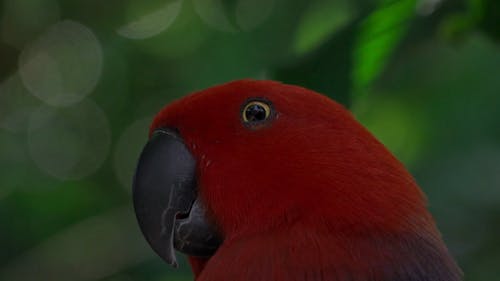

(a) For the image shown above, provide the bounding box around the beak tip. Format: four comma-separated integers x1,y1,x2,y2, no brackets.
165,255,179,268
165,248,179,268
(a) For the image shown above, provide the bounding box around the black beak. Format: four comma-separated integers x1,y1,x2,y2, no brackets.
133,128,222,267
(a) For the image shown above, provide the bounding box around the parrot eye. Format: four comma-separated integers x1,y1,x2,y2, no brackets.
241,99,273,127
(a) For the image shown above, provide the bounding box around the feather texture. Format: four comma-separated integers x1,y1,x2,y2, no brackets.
152,80,462,281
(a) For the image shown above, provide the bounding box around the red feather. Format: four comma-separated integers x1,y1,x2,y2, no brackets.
152,80,462,281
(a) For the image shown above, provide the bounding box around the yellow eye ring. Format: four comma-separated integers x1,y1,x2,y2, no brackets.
242,100,272,124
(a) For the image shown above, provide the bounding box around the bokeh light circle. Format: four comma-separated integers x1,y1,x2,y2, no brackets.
28,100,111,180
0,74,39,132
19,20,103,107
113,117,152,191
0,131,30,200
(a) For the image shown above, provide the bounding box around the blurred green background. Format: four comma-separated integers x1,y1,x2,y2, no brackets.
1,0,499,280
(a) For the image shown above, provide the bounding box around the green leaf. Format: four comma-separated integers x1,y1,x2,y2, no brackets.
352,0,417,94
117,0,183,39
293,0,356,55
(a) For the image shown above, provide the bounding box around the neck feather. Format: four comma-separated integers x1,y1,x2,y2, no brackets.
195,223,462,281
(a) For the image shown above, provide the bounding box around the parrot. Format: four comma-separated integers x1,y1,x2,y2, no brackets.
132,80,462,281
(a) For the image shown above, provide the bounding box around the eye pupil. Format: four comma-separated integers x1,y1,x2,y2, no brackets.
245,104,267,122
241,99,273,127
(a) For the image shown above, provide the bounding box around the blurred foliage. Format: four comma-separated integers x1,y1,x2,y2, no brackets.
1,0,499,280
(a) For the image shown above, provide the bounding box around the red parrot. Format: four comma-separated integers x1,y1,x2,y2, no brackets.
133,80,462,281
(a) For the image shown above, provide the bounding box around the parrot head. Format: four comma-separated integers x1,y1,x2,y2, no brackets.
133,80,461,280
